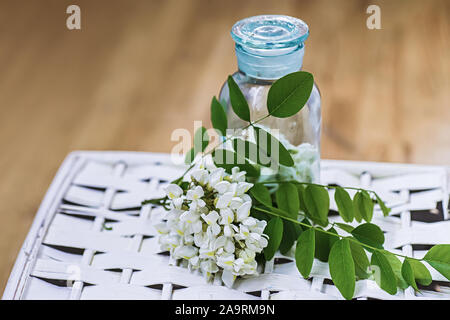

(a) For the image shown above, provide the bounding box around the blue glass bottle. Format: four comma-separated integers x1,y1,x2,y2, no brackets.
219,15,321,183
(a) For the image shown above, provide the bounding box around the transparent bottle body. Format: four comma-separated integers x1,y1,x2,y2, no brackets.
219,71,321,183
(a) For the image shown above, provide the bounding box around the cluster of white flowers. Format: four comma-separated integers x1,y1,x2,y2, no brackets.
155,165,268,288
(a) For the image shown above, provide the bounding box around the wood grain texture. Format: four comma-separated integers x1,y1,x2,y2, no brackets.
0,0,449,292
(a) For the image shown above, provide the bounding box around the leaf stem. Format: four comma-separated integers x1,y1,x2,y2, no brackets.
252,206,423,262
261,180,379,195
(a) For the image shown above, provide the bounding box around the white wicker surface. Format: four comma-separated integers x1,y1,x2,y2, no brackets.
2,151,450,300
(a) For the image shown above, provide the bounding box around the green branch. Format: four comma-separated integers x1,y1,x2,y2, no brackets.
252,206,422,262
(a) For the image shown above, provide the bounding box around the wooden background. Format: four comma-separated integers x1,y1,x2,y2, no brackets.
0,0,449,293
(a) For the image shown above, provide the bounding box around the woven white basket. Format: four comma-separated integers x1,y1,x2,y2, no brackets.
2,151,449,300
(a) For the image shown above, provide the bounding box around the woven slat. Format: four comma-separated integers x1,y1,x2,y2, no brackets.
2,151,449,300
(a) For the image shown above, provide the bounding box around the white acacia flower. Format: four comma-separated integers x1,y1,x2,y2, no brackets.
223,224,234,237
236,201,252,222
230,167,246,182
173,245,198,260
217,253,235,271
206,221,221,236
208,168,225,188
201,260,219,274
236,182,253,196
242,217,257,227
194,232,208,248
245,234,268,253
215,191,234,209
154,222,169,235
219,207,234,225
234,224,250,241
199,246,216,259
239,248,256,264
156,165,268,289
221,269,236,288
165,184,183,200
213,181,231,194
229,197,244,210
186,185,206,210
186,185,204,200
190,169,209,185
214,235,235,254
201,210,219,225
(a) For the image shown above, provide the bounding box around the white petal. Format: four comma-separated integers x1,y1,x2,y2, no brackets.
221,270,236,288
236,201,252,222
201,210,219,225
223,225,233,237
236,182,253,195
214,236,226,250
191,169,208,184
212,223,221,236
214,181,230,194
172,197,184,209
243,217,256,227
165,184,183,199
208,168,225,187
154,222,169,234
216,192,233,209
230,197,244,210
192,221,203,234
219,207,234,225
224,239,235,253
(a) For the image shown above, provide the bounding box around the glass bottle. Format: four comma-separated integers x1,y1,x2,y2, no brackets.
219,15,322,183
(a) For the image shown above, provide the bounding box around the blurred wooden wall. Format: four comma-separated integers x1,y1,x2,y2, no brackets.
0,0,449,292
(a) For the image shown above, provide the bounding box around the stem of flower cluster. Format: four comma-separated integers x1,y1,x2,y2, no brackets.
171,114,271,185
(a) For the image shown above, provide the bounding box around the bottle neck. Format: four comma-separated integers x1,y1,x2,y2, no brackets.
235,44,304,80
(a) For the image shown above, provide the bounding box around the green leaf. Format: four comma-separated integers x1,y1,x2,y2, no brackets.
383,251,408,290
184,147,196,164
314,227,338,262
295,228,315,278
195,126,209,152
276,183,299,219
267,71,314,118
232,138,271,167
250,183,272,207
264,217,283,260
335,222,354,234
304,185,329,227
407,258,432,286
329,239,355,300
102,222,113,231
349,241,370,279
370,251,398,295
185,127,209,164
212,149,259,177
227,75,250,122
253,126,294,167
401,259,417,290
375,194,390,217
353,191,374,222
334,187,355,222
351,223,384,250
211,96,228,136
423,244,450,280
279,220,302,254
402,258,431,291
296,184,308,213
